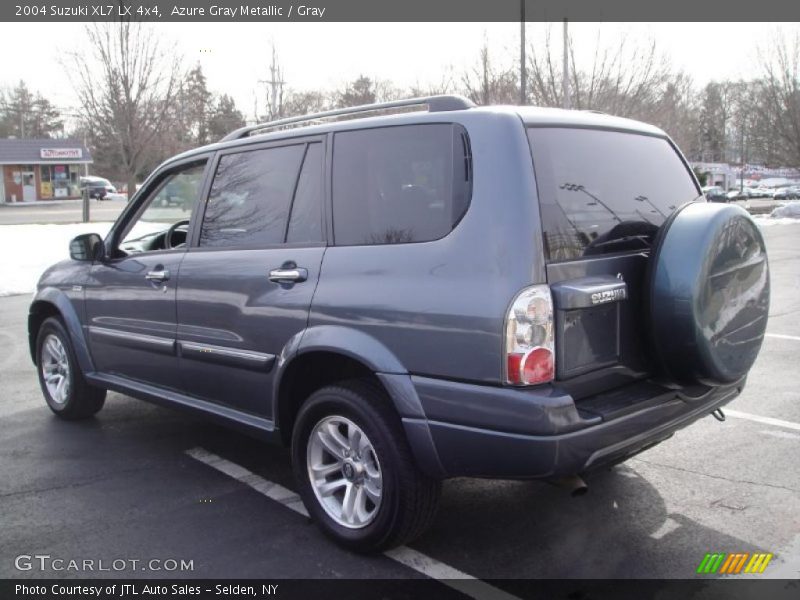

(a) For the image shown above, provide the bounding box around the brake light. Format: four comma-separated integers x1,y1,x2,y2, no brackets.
504,285,555,385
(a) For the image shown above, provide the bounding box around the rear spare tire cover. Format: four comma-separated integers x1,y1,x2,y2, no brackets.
648,202,769,385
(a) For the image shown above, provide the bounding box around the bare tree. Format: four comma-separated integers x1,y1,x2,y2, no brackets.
521,27,709,159
527,28,676,121
408,69,456,97
70,21,181,195
461,39,518,105
757,31,800,166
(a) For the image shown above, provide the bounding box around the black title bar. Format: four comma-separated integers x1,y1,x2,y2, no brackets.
3,0,800,22
3,579,800,600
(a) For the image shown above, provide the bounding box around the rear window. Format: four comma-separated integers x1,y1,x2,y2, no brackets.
527,128,699,262
332,124,472,246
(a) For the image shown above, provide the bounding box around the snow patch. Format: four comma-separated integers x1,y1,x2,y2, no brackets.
770,200,800,219
753,216,800,227
0,222,114,297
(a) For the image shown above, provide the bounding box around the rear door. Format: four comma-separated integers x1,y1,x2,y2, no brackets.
527,127,700,394
175,137,327,417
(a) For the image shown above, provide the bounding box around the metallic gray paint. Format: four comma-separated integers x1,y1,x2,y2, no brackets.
175,246,325,416
84,250,185,389
28,106,767,483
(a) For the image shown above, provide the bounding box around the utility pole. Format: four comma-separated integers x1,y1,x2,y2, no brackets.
519,0,526,105
562,18,571,109
259,43,285,121
740,125,746,193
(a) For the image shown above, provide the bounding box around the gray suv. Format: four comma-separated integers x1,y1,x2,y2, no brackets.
28,96,770,552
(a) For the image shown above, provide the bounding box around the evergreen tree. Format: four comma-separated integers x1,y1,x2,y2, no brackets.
0,80,63,138
208,95,245,140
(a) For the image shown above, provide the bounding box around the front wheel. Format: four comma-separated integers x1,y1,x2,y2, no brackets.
36,317,106,420
292,380,440,553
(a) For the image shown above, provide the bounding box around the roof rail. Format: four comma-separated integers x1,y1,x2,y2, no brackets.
219,95,475,142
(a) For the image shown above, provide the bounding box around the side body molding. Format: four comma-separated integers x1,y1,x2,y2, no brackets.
29,287,95,374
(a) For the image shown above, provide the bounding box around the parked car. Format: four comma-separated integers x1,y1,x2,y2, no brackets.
726,189,749,201
28,97,770,553
752,187,774,198
79,176,116,200
701,185,728,202
773,186,800,200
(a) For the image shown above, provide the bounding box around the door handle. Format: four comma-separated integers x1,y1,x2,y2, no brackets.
145,269,170,283
268,267,308,283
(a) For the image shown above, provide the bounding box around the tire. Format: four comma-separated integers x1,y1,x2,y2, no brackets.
36,317,106,420
646,202,769,385
291,379,440,553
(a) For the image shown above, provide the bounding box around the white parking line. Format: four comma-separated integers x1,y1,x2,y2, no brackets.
765,333,800,342
725,409,800,432
186,447,521,600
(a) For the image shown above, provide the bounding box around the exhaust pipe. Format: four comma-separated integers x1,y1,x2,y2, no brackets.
551,475,588,497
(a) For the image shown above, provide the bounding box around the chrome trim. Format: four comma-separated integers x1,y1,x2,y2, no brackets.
88,326,176,354
145,269,170,282
179,341,276,371
268,268,308,283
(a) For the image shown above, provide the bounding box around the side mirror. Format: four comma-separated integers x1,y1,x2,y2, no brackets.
69,233,104,262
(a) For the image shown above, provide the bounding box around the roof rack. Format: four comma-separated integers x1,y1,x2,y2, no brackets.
220,95,475,142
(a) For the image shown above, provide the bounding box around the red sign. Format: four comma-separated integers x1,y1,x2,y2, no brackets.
40,148,82,159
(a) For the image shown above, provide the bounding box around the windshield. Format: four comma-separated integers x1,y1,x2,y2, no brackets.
527,127,700,262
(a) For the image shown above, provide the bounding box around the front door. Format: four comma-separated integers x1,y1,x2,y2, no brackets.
176,139,327,417
84,159,209,390
22,170,36,201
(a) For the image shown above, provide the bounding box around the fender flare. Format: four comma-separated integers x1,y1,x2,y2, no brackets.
270,325,444,478
271,325,410,419
29,287,95,374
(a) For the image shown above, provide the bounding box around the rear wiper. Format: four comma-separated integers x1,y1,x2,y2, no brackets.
587,234,652,251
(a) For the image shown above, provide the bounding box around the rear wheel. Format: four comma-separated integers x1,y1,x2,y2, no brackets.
36,317,106,420
291,380,440,553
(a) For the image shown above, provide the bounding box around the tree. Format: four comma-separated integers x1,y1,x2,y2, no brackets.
526,29,676,120
70,21,181,195
208,94,245,140
336,76,377,107
461,40,518,105
0,80,63,138
282,90,328,117
178,64,212,146
648,73,698,158
696,82,734,162
756,32,800,167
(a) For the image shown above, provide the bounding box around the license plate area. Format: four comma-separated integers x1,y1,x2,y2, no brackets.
551,275,627,379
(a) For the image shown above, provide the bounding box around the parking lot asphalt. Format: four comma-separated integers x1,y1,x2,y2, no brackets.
1,224,798,588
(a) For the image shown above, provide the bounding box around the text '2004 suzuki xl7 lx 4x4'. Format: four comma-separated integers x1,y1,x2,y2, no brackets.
29,96,769,552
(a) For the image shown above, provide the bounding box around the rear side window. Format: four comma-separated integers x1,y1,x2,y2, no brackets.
200,144,306,248
287,143,324,244
332,124,471,246
528,128,699,262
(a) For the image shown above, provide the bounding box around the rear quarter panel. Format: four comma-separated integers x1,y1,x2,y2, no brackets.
309,111,543,383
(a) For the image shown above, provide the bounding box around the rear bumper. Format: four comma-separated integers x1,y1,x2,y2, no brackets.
402,376,743,479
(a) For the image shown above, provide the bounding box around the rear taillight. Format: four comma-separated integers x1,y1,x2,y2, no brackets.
504,285,555,385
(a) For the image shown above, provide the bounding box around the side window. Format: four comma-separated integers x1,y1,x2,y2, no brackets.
119,162,206,255
286,143,324,244
332,124,471,246
199,144,305,248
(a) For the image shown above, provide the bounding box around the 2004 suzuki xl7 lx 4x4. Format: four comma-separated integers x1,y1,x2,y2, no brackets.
29,96,769,552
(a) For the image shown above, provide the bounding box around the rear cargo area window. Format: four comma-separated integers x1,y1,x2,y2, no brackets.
527,128,699,262
332,124,471,245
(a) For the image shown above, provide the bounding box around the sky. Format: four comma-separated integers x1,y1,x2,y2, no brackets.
0,21,795,124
